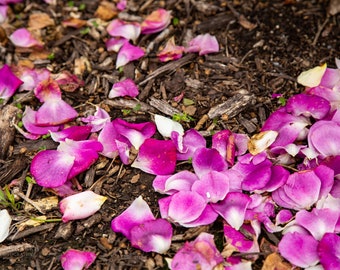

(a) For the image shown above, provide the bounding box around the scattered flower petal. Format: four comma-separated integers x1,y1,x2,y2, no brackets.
297,63,327,87
186,34,219,55
60,249,96,270
141,9,171,34
155,114,184,137
107,19,141,42
108,78,139,98
0,64,23,103
157,37,185,62
116,42,144,68
9,28,43,48
318,233,340,270
0,209,11,243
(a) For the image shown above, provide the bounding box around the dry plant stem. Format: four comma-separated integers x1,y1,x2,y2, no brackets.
0,243,34,257
104,98,155,113
312,16,330,46
149,96,181,116
194,114,209,130
9,223,55,241
13,188,45,214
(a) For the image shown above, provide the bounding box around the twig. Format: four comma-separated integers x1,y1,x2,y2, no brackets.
13,188,45,214
312,16,330,46
0,243,34,257
9,223,55,241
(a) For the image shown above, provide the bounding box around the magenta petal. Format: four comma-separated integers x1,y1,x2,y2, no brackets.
111,196,155,239
50,126,92,142
241,162,272,191
212,192,251,230
0,64,23,102
81,106,111,132
192,148,228,178
314,165,334,199
97,122,119,159
116,42,145,68
22,106,60,135
176,129,206,160
260,165,289,192
130,219,173,253
36,97,78,126
60,249,96,270
163,170,198,194
131,138,177,175
212,130,235,166
286,93,331,119
318,233,340,270
30,150,75,188
308,120,340,157
296,208,339,241
166,191,206,224
182,204,218,227
107,19,141,42
106,37,127,52
192,171,229,203
109,78,139,98
278,232,319,268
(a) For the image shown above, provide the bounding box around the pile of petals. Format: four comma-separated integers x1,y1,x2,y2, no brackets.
110,59,340,269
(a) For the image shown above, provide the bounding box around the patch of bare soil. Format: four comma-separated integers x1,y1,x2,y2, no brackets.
0,0,339,269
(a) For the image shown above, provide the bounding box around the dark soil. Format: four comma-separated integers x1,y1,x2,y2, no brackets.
0,0,339,269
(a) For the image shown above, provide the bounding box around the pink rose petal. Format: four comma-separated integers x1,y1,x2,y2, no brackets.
318,233,340,270
109,78,139,98
81,106,111,132
176,129,206,160
0,64,23,103
157,37,185,62
9,28,43,48
107,19,141,42
116,42,145,68
186,34,219,55
61,249,96,270
50,126,92,142
141,9,171,34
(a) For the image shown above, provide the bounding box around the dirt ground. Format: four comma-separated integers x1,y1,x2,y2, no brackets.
0,0,339,269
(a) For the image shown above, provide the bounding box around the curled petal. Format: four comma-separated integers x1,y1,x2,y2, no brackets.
116,42,144,68
30,150,75,188
106,37,127,52
141,9,171,34
81,106,111,132
278,232,319,268
111,196,155,239
176,129,206,160
160,170,198,194
60,249,96,270
60,191,107,222
131,138,177,175
108,78,139,98
97,122,119,159
107,19,141,42
248,130,278,155
155,114,184,137
50,126,92,142
318,233,340,270
157,37,185,62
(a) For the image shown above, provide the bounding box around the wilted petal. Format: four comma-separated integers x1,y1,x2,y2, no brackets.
108,78,139,98
22,106,60,135
278,232,319,268
171,232,224,270
248,130,278,155
14,66,50,92
176,129,206,160
35,97,78,126
111,196,155,239
50,126,92,142
107,19,141,42
308,120,340,157
157,37,185,62
130,219,173,253
9,28,43,48
192,171,229,203
116,42,144,68
34,78,61,102
141,9,171,34
54,70,84,92
192,148,228,178
212,192,251,230
297,63,327,87
60,249,96,270
131,138,176,175
212,130,236,166
0,209,11,243
81,106,111,132
0,64,23,103
318,233,340,270
112,118,156,150
30,150,75,188
296,208,339,241
60,191,107,222
285,93,330,119
186,34,219,55
155,114,184,137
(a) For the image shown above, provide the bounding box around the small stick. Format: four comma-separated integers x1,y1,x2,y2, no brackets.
312,16,330,46
13,188,45,214
0,243,34,257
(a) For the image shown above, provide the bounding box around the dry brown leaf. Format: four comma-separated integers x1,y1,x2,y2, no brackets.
328,0,340,15
262,253,292,270
28,13,55,30
29,50,50,60
24,196,59,212
74,56,92,75
62,18,87,29
239,14,257,30
95,1,118,21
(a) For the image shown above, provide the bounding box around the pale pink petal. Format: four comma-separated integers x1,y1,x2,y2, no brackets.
35,97,78,126
0,6,8,24
61,249,96,270
212,192,251,230
108,78,139,98
117,0,127,11
176,129,206,160
50,126,92,142
192,148,228,178
116,42,144,68
296,208,339,241
171,233,224,270
0,64,23,102
30,150,75,188
106,37,127,52
57,139,103,179
163,170,198,194
152,175,172,194
15,66,50,92
320,67,340,89
97,122,119,159
60,191,107,222
111,196,155,239
9,28,43,48
112,118,156,150
157,37,185,62
285,93,330,119
318,233,340,270
141,9,171,34
107,19,141,42
154,114,184,137
130,219,173,253
81,106,111,132
131,138,177,175
186,34,219,55
278,232,319,268
0,210,11,243
115,139,130,165
22,106,60,135
192,171,229,203
34,78,61,102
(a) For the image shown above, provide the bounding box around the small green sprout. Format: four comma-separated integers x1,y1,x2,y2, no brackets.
118,66,124,73
0,186,21,211
91,20,99,28
67,1,74,7
17,121,23,128
47,52,55,60
79,3,86,11
172,113,195,123
38,145,47,151
80,27,90,35
122,109,131,115
278,96,287,106
172,17,179,26
133,103,141,112
42,133,51,140
183,98,194,106
25,176,36,185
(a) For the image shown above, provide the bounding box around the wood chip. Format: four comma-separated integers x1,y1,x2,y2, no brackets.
0,243,34,258
148,96,181,116
28,13,55,30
